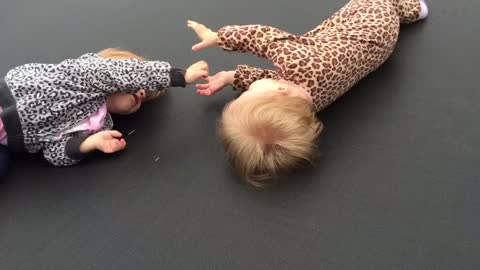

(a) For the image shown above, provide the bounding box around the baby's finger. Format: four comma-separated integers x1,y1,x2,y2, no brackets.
197,89,213,96
192,41,207,51
109,130,123,138
202,65,210,73
196,60,208,66
118,139,127,150
196,83,210,89
111,140,125,151
199,70,209,78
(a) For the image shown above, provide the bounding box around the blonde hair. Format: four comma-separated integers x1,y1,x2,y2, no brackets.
219,95,323,188
98,48,164,101
98,48,145,60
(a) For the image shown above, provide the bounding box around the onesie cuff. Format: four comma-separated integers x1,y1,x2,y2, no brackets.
169,68,186,88
65,135,89,160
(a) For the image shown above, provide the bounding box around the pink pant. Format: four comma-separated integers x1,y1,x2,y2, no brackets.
0,106,8,145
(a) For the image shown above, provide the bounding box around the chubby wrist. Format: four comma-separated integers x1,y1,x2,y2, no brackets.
79,136,98,153
221,70,236,85
212,32,220,44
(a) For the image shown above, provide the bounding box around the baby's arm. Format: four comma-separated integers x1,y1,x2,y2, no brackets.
82,57,185,94
231,65,279,91
43,130,126,166
217,25,292,58
188,21,293,58
79,130,126,155
195,66,278,95
75,55,208,95
42,134,90,166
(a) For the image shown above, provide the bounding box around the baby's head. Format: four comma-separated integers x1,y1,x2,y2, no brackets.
219,79,323,187
99,48,164,115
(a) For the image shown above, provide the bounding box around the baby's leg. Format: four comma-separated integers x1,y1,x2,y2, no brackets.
0,145,10,178
303,0,361,37
393,0,429,23
303,0,428,37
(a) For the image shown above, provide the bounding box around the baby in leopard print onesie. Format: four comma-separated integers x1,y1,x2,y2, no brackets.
188,0,429,186
0,48,208,177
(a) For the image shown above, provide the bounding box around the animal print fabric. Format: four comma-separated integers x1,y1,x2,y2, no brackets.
4,53,173,166
217,0,423,112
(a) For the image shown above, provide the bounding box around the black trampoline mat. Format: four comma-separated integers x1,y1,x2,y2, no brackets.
1,0,479,269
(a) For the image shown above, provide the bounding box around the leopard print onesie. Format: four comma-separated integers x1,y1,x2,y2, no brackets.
217,0,426,112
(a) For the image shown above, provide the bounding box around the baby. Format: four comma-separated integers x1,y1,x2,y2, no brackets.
188,0,429,186
0,48,208,177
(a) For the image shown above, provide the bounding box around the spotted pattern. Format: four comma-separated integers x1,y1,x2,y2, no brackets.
218,0,424,112
4,53,172,165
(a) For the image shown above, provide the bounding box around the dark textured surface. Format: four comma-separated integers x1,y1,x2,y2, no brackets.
1,0,479,269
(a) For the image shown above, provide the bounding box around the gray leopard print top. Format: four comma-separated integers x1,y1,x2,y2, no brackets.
0,53,185,166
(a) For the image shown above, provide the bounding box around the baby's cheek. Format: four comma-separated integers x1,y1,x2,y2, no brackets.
131,99,143,113
113,98,131,112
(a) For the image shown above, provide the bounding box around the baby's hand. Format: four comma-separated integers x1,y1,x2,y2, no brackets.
94,130,126,153
81,130,127,154
187,20,219,51
195,71,235,96
185,60,209,84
